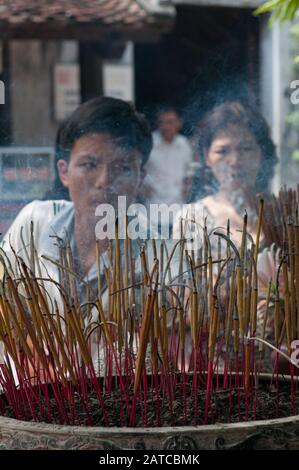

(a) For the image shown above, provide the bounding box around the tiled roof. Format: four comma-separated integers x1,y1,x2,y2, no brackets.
0,1,174,38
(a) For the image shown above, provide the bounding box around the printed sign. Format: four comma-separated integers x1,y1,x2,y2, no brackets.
54,64,81,121
103,63,134,102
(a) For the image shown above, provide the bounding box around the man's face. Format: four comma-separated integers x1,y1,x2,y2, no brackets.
58,133,143,220
158,111,182,143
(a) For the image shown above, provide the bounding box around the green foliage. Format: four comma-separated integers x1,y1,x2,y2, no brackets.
292,149,299,160
255,1,299,166
290,22,299,36
286,111,299,127
254,0,299,23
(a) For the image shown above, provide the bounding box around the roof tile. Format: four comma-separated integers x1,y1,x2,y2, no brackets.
0,0,164,29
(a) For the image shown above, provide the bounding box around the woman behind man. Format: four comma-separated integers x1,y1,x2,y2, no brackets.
173,101,280,371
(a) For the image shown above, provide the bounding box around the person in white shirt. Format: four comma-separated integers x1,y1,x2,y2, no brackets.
1,97,155,375
142,107,193,208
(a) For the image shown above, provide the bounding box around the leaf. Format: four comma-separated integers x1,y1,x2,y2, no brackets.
254,0,284,16
286,0,299,20
290,22,299,37
286,111,299,126
254,0,299,22
270,1,294,23
292,149,299,160
254,0,285,16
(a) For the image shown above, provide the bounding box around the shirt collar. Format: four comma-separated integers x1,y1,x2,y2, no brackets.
39,201,75,261
154,130,179,147
38,202,106,283
38,201,153,284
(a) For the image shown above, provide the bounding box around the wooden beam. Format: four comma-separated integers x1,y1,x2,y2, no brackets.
0,21,174,42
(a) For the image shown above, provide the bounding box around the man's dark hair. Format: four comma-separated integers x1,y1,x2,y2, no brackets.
156,105,180,120
57,96,153,166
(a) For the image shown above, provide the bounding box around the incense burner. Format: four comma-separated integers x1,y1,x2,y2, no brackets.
1,374,299,450
1,409,299,450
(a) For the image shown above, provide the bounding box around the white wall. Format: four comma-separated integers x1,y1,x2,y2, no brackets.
9,40,79,146
260,16,293,193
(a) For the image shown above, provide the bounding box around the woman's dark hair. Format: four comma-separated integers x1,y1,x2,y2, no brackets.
43,97,153,200
191,101,278,199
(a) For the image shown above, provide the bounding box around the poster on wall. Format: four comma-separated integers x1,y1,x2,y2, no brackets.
54,64,81,122
102,63,134,102
0,147,54,201
0,147,55,234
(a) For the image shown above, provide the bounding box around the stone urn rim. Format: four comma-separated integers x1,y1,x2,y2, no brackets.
1,372,298,436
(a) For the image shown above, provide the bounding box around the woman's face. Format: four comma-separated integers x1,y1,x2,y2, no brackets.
57,133,143,220
206,124,262,192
